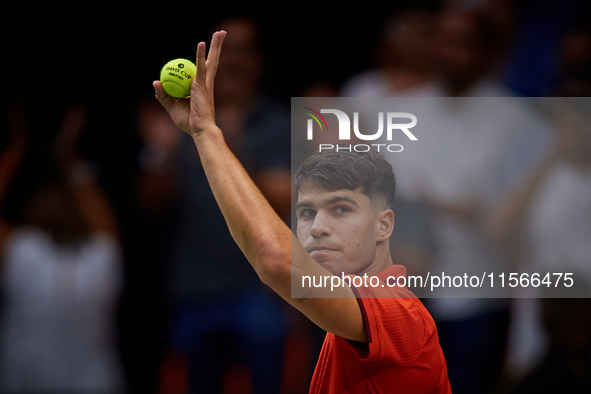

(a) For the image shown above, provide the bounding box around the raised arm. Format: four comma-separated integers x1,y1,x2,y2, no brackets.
0,103,28,253
56,105,119,238
153,31,366,342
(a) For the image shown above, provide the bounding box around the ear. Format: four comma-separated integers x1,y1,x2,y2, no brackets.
376,209,394,242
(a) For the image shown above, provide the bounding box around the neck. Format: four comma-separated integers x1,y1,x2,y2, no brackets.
359,241,393,277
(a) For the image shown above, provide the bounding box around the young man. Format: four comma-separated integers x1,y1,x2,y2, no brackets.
153,31,451,393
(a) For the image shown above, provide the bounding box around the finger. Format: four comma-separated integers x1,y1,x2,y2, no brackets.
194,42,207,88
153,80,176,113
205,30,226,88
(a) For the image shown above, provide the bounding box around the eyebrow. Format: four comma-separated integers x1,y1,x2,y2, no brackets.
294,195,360,211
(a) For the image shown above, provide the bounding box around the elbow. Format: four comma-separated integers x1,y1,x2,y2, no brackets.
252,236,292,288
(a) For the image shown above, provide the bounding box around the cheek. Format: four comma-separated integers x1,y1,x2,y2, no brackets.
339,235,377,275
341,224,376,256
296,221,310,239
296,225,304,240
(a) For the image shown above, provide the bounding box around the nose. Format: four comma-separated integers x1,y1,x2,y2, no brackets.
310,211,331,238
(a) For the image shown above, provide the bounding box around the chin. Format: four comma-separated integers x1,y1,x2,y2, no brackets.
316,258,349,276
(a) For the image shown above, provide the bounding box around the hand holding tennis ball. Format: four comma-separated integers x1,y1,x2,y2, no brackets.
153,31,226,135
160,59,197,98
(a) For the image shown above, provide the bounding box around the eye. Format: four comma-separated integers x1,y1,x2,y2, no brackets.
299,209,316,219
334,205,351,214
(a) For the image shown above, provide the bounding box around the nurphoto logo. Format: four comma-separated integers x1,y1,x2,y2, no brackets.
302,108,417,153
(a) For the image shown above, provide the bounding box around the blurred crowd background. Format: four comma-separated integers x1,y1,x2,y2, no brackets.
1,0,591,393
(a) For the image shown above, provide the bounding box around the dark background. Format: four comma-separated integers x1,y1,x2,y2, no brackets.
2,1,591,393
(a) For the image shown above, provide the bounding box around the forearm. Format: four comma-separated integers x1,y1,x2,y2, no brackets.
0,112,27,204
486,154,555,241
65,161,119,237
191,127,292,284
191,127,366,341
154,32,366,342
432,200,478,221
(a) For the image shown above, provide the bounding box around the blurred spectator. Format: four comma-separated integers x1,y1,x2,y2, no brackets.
139,17,292,393
0,104,125,393
301,82,339,99
433,5,508,96
135,99,182,217
508,297,591,394
500,0,588,96
0,103,27,200
113,97,182,394
488,98,591,388
341,9,443,97
382,5,551,394
488,98,591,287
386,94,547,394
336,7,432,284
554,29,591,96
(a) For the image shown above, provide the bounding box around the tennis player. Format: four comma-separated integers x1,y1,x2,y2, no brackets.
153,31,451,393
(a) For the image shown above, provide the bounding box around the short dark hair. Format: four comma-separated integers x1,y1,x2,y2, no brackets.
293,151,396,208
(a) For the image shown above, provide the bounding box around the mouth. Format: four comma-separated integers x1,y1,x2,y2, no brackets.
308,246,338,256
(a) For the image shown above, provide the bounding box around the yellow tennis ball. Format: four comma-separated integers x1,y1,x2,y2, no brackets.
160,58,197,98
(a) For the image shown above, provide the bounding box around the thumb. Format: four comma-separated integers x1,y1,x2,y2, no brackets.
153,81,176,113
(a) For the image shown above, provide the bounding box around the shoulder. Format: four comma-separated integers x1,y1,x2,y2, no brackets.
1,227,56,279
4,226,52,254
346,266,433,365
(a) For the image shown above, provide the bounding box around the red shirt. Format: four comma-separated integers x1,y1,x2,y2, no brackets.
309,265,452,393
